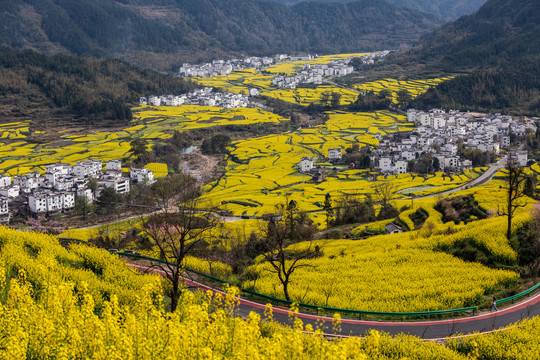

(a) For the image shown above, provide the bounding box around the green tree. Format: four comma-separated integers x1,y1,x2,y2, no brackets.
396,89,413,109
75,195,94,219
378,89,392,99
87,178,98,194
319,91,332,107
323,193,334,227
433,157,440,172
96,187,122,214
130,138,149,161
330,92,342,108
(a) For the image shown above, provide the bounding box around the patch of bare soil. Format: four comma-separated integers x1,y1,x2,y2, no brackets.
181,150,222,184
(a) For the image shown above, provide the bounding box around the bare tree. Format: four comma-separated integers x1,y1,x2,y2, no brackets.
260,218,318,301
143,192,217,312
148,173,197,212
501,160,528,239
372,180,399,219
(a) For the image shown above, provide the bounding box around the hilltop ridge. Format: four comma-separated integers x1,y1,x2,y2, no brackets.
0,0,440,71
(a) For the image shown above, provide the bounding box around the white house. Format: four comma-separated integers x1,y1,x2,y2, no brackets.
106,160,122,172
73,159,102,178
148,96,161,106
298,157,314,173
393,160,408,175
0,185,19,198
379,157,392,172
402,150,416,161
62,192,75,210
45,163,71,175
385,223,404,234
130,168,155,184
29,193,48,214
444,157,460,169
29,191,75,214
46,192,63,213
0,176,11,188
0,197,9,222
328,148,342,161
103,177,130,195
515,151,528,167
14,172,41,193
76,188,94,202
248,88,260,96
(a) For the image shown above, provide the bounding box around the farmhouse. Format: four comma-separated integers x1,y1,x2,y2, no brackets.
385,223,404,234
298,157,314,173
328,148,342,161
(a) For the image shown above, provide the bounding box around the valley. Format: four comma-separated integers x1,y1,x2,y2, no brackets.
1,0,540,358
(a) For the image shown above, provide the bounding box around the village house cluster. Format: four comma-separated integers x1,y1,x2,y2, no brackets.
271,60,354,89
296,109,535,177
271,52,390,89
0,160,156,220
372,109,534,174
141,87,251,109
177,54,329,78
178,56,281,77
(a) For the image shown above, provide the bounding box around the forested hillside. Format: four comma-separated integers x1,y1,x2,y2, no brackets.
0,0,440,71
0,48,195,126
395,0,540,114
271,0,486,20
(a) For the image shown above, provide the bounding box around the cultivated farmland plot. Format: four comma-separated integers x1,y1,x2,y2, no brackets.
0,106,287,175
198,110,486,228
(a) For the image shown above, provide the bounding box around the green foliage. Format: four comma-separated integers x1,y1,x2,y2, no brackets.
96,187,123,215
272,0,486,20
435,194,488,224
0,0,440,70
400,0,540,114
349,90,392,111
0,47,195,125
201,134,232,155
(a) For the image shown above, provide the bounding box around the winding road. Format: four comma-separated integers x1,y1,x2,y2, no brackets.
130,264,540,340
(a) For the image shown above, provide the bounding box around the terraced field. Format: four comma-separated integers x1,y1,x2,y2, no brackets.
353,78,454,103
199,110,485,227
0,106,287,175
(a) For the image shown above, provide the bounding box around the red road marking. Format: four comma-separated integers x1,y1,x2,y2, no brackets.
130,264,540,328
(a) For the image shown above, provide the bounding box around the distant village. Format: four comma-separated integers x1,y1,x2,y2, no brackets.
142,52,394,109
271,60,354,89
140,87,251,109
143,52,391,108
298,109,536,177
0,160,156,222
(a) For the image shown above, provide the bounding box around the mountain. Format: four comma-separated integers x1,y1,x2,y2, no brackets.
0,48,195,126
0,0,441,71
269,0,487,20
396,0,540,114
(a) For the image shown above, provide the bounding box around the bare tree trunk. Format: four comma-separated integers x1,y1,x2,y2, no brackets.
171,272,181,312
283,280,290,301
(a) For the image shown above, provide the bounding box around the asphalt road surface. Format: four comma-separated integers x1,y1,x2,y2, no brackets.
131,264,540,340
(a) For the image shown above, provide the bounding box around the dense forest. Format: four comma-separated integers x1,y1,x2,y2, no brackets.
270,0,486,20
0,0,440,71
391,0,540,115
0,48,195,126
